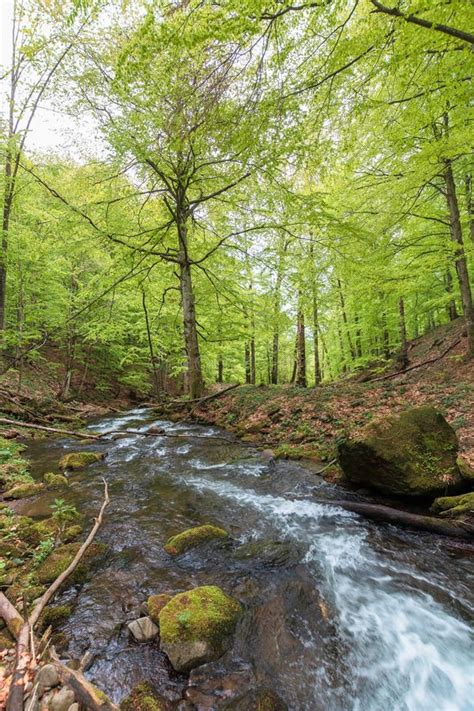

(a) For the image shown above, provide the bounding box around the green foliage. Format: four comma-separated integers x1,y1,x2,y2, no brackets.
0,0,473,393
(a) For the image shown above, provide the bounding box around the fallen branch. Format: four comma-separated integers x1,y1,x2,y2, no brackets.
50,648,118,711
317,497,473,539
2,480,110,711
0,417,236,444
0,417,101,440
368,338,462,382
169,382,240,407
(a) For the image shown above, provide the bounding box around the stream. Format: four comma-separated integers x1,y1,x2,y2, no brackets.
18,407,474,711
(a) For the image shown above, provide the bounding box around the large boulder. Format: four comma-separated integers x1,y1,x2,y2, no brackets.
147,593,173,624
164,524,229,555
337,406,465,497
159,585,242,672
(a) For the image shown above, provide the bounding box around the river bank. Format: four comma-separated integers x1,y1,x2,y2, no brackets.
1,408,474,710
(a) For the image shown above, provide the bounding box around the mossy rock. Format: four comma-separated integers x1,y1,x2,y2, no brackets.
43,472,68,489
164,524,229,555
337,406,464,497
233,540,302,568
62,524,83,543
6,582,46,606
120,681,169,711
457,457,474,483
34,542,107,585
58,451,105,471
147,593,173,624
431,492,474,518
0,628,14,651
3,482,44,499
159,585,242,672
38,604,73,631
224,689,287,711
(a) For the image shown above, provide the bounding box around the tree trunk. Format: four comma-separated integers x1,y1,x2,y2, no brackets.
250,336,256,385
178,213,203,398
310,245,321,385
465,173,474,245
271,241,288,384
445,267,458,321
444,159,474,358
217,354,223,383
295,292,307,387
142,289,161,396
398,297,409,369
245,342,251,384
337,278,356,362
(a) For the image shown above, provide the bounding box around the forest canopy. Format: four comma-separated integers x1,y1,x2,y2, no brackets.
1,0,473,398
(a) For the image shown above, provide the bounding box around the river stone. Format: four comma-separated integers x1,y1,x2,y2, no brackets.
43,473,68,489
127,616,159,642
58,452,104,471
35,542,107,585
36,664,60,689
147,593,173,624
431,491,474,518
49,688,75,711
233,539,302,568
164,524,229,555
159,585,242,672
337,406,465,497
120,681,170,711
67,705,79,711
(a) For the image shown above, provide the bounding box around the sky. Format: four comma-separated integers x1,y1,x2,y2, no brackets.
0,0,103,160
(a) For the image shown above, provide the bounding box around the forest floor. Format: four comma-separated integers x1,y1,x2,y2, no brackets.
178,319,474,479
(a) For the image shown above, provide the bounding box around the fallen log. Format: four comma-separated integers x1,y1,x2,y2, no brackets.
169,382,240,407
368,338,462,382
317,497,473,539
2,481,110,711
0,417,101,440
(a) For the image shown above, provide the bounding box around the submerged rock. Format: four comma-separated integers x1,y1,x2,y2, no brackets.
58,452,105,471
164,524,229,555
337,406,465,497
44,472,68,489
120,681,170,711
127,616,159,643
431,492,474,518
159,585,242,672
39,604,73,631
147,593,173,624
35,542,107,585
224,688,287,710
233,539,302,568
3,482,44,499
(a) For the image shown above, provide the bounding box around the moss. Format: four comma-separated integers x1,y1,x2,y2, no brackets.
159,585,241,647
164,524,229,555
0,628,14,651
43,472,68,489
62,524,83,543
34,542,107,584
3,482,44,499
431,492,474,517
147,593,172,624
120,682,166,711
58,451,104,471
39,604,72,631
457,457,474,482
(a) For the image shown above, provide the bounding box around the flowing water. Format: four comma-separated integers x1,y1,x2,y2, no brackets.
20,408,474,711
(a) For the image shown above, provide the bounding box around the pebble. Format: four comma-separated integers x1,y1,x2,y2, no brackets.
127,616,159,642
